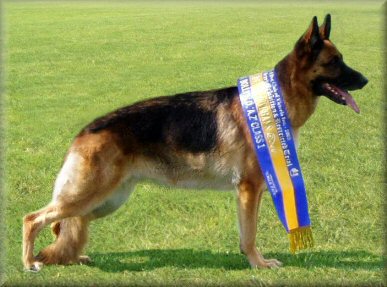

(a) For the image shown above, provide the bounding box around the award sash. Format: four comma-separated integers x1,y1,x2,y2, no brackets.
237,69,313,252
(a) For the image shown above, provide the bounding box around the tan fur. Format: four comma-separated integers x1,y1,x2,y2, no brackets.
36,216,91,265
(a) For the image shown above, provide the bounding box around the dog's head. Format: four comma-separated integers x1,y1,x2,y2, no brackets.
294,14,368,113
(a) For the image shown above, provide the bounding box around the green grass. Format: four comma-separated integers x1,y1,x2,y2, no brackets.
3,1,384,286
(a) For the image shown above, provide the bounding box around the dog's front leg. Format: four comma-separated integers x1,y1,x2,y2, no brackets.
237,180,282,269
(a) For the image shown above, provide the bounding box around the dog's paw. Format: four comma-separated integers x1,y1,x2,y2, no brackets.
249,257,283,269
262,258,282,269
24,261,43,272
78,255,92,265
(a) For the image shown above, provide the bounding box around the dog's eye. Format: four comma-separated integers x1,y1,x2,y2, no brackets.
327,56,340,66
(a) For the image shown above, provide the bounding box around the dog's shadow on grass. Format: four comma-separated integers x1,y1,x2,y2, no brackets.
89,249,382,273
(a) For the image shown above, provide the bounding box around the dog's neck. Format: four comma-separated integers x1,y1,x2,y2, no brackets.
275,53,319,128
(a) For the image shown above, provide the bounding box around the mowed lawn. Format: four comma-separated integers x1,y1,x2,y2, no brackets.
3,1,384,286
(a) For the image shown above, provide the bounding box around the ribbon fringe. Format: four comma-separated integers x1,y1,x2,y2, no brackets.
289,227,314,253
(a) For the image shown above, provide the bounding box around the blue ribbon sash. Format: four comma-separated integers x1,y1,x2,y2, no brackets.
237,69,313,252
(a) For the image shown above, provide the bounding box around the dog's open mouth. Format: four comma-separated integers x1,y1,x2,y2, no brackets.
322,83,360,113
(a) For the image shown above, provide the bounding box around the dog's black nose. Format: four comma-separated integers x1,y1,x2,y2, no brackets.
359,75,368,88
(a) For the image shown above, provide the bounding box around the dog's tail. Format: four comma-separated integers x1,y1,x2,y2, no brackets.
35,216,90,265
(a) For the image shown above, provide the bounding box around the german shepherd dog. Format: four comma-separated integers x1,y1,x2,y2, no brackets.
22,14,368,271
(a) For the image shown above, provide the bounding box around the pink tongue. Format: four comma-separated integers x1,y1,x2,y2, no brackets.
336,88,360,114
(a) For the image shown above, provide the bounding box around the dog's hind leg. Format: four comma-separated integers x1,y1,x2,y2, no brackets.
22,134,131,271
23,198,101,272
237,179,282,269
22,177,126,271
45,180,136,266
59,180,136,265
35,214,92,267
23,204,64,272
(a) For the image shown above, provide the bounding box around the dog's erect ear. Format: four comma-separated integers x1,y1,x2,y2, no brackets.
295,16,323,59
303,16,320,47
319,14,331,40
